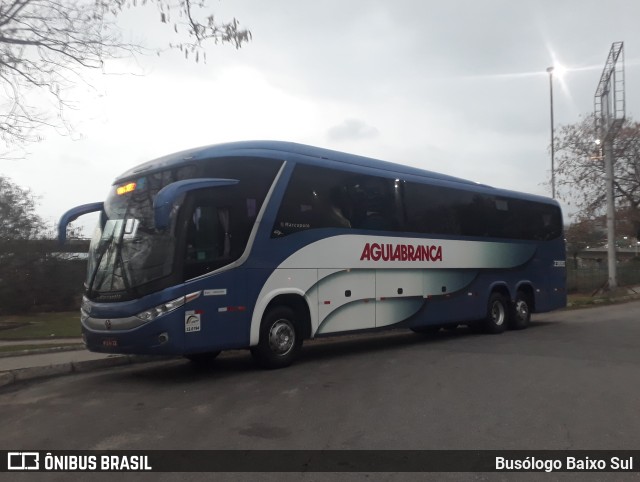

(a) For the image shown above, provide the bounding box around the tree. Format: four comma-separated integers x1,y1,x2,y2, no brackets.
0,176,88,313
0,175,44,241
0,0,251,150
0,175,44,313
554,115,640,240
564,216,605,268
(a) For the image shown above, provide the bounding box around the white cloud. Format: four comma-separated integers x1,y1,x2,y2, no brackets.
327,118,380,141
4,0,640,231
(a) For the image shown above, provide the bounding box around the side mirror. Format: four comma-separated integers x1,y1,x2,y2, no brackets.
153,178,239,230
58,202,104,244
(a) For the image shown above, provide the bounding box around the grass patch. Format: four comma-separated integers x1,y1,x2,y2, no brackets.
0,312,80,340
0,343,83,354
566,296,611,308
567,294,601,305
566,288,640,309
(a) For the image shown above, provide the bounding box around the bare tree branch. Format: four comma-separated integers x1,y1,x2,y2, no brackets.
0,0,251,153
555,114,640,237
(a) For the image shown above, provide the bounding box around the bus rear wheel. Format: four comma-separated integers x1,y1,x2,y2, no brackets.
483,292,507,334
251,306,302,369
509,291,531,330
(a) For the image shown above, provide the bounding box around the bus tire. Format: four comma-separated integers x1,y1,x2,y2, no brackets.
483,292,507,334
251,306,302,369
185,351,221,365
509,291,531,330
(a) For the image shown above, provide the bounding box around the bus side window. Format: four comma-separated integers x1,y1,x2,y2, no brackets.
184,205,230,279
273,199,314,236
273,165,355,237
404,182,463,236
272,165,406,237
327,186,352,228
348,176,399,231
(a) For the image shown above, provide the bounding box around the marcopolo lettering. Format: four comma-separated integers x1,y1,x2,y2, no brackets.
360,242,443,262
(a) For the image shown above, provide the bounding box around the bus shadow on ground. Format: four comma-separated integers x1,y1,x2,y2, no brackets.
296,320,557,363
298,327,470,364
105,323,557,384
86,319,562,388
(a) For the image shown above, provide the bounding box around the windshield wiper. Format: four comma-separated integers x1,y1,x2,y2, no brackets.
114,243,137,298
87,237,115,298
89,217,143,300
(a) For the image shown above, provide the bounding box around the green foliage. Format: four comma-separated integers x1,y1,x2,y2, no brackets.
0,312,81,340
565,216,605,257
0,176,87,315
0,177,44,241
0,343,82,354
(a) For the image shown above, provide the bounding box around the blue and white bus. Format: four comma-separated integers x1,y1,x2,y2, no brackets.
59,141,566,368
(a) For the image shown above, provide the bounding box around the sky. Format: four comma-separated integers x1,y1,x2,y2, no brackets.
4,0,640,235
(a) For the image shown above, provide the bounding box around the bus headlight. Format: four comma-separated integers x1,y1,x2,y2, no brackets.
81,297,91,314
136,296,185,322
135,291,201,323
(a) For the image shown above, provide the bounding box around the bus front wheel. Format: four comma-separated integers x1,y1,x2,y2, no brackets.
251,306,302,369
483,293,507,334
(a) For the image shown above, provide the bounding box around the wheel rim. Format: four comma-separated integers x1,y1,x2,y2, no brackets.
515,300,529,322
268,319,295,356
491,300,505,326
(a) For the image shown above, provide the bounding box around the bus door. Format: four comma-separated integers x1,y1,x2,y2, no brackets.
179,191,249,352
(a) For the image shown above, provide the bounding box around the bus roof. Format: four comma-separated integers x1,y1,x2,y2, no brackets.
114,140,557,206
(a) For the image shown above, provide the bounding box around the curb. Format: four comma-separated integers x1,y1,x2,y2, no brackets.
566,292,640,309
0,355,173,389
0,345,85,358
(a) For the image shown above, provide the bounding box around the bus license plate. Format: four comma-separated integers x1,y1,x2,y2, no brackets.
102,338,118,348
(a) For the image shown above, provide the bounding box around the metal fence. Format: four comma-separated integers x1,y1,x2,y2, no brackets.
566,263,640,293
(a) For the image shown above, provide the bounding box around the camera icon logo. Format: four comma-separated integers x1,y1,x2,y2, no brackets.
7,452,39,470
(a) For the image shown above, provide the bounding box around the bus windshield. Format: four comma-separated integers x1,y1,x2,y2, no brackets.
87,178,176,299
85,156,284,301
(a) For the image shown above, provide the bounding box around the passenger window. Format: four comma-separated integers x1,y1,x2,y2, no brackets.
184,203,231,279
403,181,562,241
272,165,402,237
346,177,398,230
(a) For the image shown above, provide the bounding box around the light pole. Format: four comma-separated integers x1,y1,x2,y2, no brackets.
546,66,555,199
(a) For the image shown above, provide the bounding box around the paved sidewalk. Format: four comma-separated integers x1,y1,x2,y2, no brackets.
0,347,114,371
0,342,171,388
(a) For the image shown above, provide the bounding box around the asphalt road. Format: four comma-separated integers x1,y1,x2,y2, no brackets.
2,301,640,480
